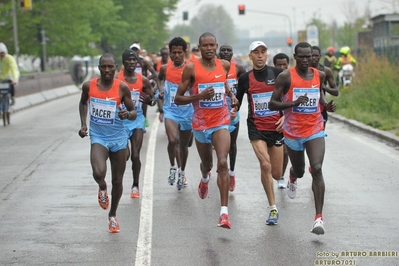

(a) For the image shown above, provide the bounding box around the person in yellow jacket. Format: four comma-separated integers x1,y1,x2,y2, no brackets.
334,46,356,86
0,42,19,106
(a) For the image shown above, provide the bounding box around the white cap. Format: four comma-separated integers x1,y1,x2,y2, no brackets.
130,43,141,50
249,41,267,53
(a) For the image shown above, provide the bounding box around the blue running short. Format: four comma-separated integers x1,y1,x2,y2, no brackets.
91,137,128,153
193,125,229,144
164,113,193,131
284,131,326,151
125,114,145,138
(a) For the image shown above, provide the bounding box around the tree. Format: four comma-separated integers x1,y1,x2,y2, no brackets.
336,0,367,49
190,4,236,46
0,0,179,58
114,0,178,53
306,14,333,50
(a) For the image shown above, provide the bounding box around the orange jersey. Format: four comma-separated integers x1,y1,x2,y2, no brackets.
282,67,324,139
117,71,143,114
190,59,229,130
165,61,185,84
156,59,169,72
117,71,143,92
88,78,125,139
226,62,237,87
89,78,121,106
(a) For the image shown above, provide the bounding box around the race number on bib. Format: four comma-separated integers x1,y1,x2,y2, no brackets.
226,78,237,96
131,91,142,110
292,88,320,114
252,92,278,117
198,82,225,108
170,87,191,108
90,97,117,125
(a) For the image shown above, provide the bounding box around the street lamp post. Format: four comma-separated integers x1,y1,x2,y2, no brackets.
11,0,19,65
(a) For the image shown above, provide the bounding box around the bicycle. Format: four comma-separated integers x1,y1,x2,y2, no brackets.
0,81,11,126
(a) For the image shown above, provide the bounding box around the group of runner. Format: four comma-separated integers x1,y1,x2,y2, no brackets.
78,32,337,235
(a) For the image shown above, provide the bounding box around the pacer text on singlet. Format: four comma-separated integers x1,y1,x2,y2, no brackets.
198,82,225,108
90,97,117,125
292,88,320,114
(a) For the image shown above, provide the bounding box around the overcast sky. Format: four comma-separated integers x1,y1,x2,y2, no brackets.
168,0,396,38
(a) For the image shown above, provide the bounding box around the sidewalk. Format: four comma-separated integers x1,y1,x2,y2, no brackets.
10,84,80,113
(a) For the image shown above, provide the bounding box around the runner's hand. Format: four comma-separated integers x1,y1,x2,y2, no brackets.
139,92,156,106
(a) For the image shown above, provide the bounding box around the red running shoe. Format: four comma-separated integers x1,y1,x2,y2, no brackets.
98,183,109,210
108,216,120,233
198,172,210,199
218,213,231,229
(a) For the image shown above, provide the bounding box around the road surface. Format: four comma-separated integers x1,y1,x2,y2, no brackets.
0,94,398,266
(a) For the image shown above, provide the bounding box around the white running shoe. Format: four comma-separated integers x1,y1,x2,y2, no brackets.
311,218,325,235
277,177,287,189
287,176,297,199
168,168,176,185
176,172,184,191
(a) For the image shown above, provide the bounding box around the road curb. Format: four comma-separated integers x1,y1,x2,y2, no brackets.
10,84,80,114
328,113,399,146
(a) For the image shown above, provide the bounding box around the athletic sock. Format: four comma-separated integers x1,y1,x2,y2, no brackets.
229,169,235,177
201,173,210,183
315,214,323,220
269,205,277,211
220,206,228,216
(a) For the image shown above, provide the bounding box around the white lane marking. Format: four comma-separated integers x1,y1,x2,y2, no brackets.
134,118,159,266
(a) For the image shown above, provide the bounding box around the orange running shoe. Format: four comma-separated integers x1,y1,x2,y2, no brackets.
229,175,236,192
108,216,120,233
218,213,231,229
98,184,109,210
130,186,140,198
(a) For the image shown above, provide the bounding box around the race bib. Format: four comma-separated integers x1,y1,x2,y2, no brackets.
198,82,225,108
252,92,278,117
90,97,117,125
170,87,190,108
131,91,142,110
226,78,237,96
292,88,320,114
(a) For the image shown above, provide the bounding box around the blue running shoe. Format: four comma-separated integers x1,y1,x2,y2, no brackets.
265,209,279,225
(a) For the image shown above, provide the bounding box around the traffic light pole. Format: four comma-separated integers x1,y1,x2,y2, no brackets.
11,0,19,65
246,9,294,56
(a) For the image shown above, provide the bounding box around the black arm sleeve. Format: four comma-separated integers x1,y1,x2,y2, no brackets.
236,71,250,111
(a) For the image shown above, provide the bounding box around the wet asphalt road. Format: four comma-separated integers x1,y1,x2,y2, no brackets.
0,94,398,266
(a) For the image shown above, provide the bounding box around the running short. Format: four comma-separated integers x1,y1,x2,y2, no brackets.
193,125,229,144
164,113,192,131
91,136,128,153
284,131,326,151
248,129,284,147
125,114,145,138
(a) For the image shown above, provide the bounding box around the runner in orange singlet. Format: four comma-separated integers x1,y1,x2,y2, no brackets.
218,44,246,192
79,53,136,233
117,50,154,199
175,32,239,229
269,42,336,235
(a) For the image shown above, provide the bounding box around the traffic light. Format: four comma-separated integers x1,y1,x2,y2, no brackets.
20,0,32,10
238,5,245,15
183,11,189,21
286,37,293,47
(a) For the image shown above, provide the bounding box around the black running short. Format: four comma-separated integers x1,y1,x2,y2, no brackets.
248,128,284,147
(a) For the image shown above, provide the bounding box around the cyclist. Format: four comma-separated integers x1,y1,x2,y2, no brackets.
334,46,357,86
0,42,19,124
